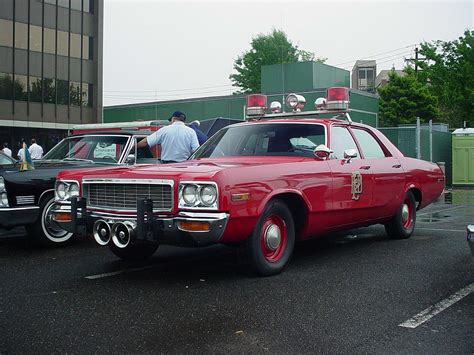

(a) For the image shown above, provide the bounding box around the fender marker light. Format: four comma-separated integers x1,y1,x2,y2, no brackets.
52,211,72,222
232,193,250,202
177,221,210,232
246,94,267,116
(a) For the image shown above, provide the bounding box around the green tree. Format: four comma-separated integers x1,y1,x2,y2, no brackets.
378,69,439,126
230,29,325,93
416,30,474,127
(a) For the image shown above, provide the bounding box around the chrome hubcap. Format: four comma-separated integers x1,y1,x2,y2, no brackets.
402,204,410,223
100,228,107,237
264,224,281,251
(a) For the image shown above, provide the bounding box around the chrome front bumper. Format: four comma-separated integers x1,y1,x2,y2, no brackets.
52,200,229,247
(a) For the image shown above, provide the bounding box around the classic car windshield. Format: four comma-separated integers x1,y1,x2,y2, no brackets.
191,123,326,159
43,135,130,164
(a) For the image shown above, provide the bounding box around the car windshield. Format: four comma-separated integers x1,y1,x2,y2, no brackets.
43,135,130,164
191,123,326,159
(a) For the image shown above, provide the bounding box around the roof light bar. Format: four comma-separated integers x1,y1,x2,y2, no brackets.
286,93,306,111
246,94,267,116
326,87,350,110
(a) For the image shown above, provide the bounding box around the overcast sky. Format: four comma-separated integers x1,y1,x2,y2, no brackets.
103,0,473,106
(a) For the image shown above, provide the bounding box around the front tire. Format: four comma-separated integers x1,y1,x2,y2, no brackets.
384,190,417,239
26,196,75,247
243,199,295,276
108,242,159,261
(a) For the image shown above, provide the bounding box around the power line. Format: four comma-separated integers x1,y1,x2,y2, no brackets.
334,44,417,66
341,50,414,70
104,83,233,94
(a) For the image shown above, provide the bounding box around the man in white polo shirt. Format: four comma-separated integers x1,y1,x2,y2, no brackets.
137,111,199,163
29,138,44,160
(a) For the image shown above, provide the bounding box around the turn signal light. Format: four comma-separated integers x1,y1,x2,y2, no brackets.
52,211,72,222
177,221,210,232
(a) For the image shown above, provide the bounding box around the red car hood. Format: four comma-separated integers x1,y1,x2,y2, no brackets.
57,156,309,181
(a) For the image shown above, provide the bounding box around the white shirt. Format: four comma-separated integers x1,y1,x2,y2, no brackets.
18,148,25,161
2,147,11,157
147,121,199,162
29,143,44,160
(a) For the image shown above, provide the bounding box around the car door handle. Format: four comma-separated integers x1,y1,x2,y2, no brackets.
392,164,402,168
359,165,371,170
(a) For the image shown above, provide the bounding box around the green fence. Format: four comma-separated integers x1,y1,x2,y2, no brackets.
379,127,452,186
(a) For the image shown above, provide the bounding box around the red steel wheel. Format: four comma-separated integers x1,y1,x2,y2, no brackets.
385,190,417,239
260,215,288,263
244,199,295,276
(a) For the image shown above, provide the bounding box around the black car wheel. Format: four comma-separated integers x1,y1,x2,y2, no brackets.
243,199,295,276
26,196,75,246
384,190,417,239
108,242,159,261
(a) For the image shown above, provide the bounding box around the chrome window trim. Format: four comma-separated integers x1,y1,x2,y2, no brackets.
0,206,40,211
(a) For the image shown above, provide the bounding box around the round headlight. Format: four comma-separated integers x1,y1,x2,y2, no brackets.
57,182,67,199
1,192,8,206
0,179,5,192
182,185,198,205
69,183,79,197
200,185,217,206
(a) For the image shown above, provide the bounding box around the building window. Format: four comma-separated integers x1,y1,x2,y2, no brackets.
14,22,28,50
71,0,81,11
83,35,93,60
14,75,28,101
82,83,92,107
0,73,13,100
58,0,69,8
0,19,14,47
57,80,69,105
29,77,43,103
84,0,93,13
57,30,69,56
70,32,81,58
358,68,375,92
43,78,55,104
44,27,56,54
44,0,57,5
70,81,81,106
30,25,43,53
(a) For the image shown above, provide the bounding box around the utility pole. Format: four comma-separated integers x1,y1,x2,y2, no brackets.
405,46,427,75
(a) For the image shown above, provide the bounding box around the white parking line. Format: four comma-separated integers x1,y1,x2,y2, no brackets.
399,282,474,328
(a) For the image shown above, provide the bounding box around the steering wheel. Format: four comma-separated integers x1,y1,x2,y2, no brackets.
101,155,118,163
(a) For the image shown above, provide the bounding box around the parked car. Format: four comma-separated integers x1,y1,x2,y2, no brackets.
52,88,445,275
0,129,163,246
0,153,17,170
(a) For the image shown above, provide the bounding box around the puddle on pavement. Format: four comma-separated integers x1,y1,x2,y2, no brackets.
442,189,474,206
418,211,452,223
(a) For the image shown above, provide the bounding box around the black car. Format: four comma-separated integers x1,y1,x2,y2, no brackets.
0,130,161,246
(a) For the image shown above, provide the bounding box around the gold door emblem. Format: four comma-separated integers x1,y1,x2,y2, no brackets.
351,171,363,200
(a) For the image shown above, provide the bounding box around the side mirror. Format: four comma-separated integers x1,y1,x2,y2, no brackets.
314,144,332,160
125,154,136,165
343,149,358,163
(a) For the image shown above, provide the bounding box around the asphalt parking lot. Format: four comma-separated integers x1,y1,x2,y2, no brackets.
0,190,473,354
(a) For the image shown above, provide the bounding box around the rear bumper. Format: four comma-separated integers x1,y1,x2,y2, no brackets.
0,206,40,228
52,198,229,247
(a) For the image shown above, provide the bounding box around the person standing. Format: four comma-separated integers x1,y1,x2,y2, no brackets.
137,111,199,163
29,138,44,160
188,120,208,145
2,143,12,158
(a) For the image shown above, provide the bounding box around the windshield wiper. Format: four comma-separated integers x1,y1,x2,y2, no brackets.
63,157,94,164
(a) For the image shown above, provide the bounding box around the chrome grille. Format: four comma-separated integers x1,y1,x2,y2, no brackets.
16,195,35,205
83,180,173,212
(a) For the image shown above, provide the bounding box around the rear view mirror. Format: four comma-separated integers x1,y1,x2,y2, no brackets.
343,149,358,163
125,154,136,165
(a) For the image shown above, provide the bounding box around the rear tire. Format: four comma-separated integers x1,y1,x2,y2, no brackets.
26,196,75,247
384,190,416,239
108,242,159,261
243,199,295,276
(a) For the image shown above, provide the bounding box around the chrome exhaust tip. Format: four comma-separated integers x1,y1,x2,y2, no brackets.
111,221,136,249
93,220,111,246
